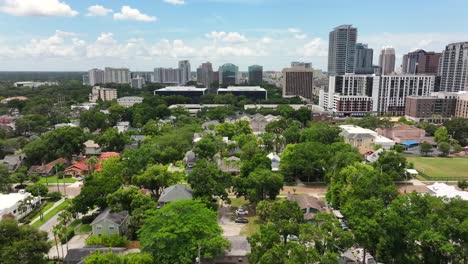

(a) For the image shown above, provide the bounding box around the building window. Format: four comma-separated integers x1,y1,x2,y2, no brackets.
97,225,102,230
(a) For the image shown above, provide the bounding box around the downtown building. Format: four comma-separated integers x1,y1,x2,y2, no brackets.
179,60,191,85
197,62,213,88
131,72,154,83
373,75,435,116
319,75,374,117
104,67,131,84
405,92,459,123
88,69,105,86
328,25,357,75
354,43,374,74
438,42,468,92
219,63,239,86
455,92,468,118
89,86,118,103
248,65,263,85
379,48,396,75
154,60,191,85
402,50,441,75
282,66,314,100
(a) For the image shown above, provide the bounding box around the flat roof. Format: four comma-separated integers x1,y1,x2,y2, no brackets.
339,125,377,135
218,86,266,92
117,96,144,100
155,86,207,92
168,104,227,109
0,192,31,209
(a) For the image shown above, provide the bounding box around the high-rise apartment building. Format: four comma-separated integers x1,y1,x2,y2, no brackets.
178,60,191,85
197,62,213,88
104,67,131,84
354,43,374,74
89,86,118,103
319,75,374,117
373,75,435,115
379,48,396,75
219,63,239,86
131,72,153,83
154,68,180,84
405,92,458,123
438,42,468,92
131,76,145,89
88,69,105,86
402,50,441,75
282,66,314,100
248,65,263,85
328,25,357,75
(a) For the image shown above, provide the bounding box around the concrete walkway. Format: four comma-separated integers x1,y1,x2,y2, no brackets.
29,198,66,226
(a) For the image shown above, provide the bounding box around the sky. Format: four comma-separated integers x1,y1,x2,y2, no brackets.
0,0,468,71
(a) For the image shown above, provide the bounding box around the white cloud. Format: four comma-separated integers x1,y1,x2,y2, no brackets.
86,5,113,16
260,37,273,44
205,31,247,43
163,0,185,5
298,38,327,57
0,0,78,16
113,6,157,22
287,28,301,34
151,39,195,58
294,34,307,40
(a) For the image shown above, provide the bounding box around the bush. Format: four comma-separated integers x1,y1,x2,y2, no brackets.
60,228,75,244
85,234,128,247
81,214,98,224
25,183,48,196
46,191,62,201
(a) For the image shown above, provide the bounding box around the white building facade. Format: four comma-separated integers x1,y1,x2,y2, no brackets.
104,67,131,84
0,191,41,219
117,96,144,107
88,69,105,86
89,86,118,103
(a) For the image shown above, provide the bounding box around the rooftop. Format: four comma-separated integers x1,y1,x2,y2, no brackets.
218,86,266,92
339,125,377,135
158,184,193,203
427,182,468,200
0,192,32,210
155,86,207,92
91,208,129,226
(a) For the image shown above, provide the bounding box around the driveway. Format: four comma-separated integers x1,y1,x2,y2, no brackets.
48,234,89,259
218,203,243,236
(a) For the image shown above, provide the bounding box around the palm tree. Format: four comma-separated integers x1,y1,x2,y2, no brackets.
85,156,99,175
58,209,73,253
52,225,62,260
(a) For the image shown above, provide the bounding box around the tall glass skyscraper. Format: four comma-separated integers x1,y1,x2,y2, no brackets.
219,63,239,87
354,43,374,74
328,25,357,75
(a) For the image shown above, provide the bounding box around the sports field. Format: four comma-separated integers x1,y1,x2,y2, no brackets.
406,157,468,180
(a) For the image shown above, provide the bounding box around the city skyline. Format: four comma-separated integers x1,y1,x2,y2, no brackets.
1,0,468,71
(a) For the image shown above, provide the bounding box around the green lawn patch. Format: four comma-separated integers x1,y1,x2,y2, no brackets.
20,201,54,224
230,197,248,208
38,176,77,185
406,157,468,181
69,219,81,229
76,224,92,234
31,199,71,228
240,216,260,236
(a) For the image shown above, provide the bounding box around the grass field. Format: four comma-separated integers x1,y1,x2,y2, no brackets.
240,216,260,236
406,157,468,180
31,199,71,228
38,176,77,184
76,224,92,234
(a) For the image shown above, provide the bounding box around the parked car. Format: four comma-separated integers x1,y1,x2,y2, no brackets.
340,219,349,230
76,176,83,181
235,208,248,215
280,235,299,242
235,218,249,224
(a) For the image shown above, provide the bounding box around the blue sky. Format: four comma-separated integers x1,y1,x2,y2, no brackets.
0,0,468,71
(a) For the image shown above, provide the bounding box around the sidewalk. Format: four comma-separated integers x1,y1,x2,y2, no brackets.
30,198,66,226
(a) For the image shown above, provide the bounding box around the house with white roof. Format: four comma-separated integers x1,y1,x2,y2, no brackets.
427,182,468,200
339,125,395,150
0,191,41,219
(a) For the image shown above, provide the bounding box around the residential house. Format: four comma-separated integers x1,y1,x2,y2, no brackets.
427,182,468,200
339,125,395,150
64,246,126,264
287,194,326,220
115,121,130,133
267,153,281,172
158,184,193,207
217,156,240,174
0,190,41,220
90,208,130,237
376,124,429,144
204,236,251,264
340,248,376,264
0,153,26,172
202,120,220,130
28,158,68,176
64,152,120,177
193,133,202,144
183,150,196,166
83,140,101,156
124,135,145,150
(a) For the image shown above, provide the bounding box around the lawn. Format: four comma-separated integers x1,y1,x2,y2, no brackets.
76,224,92,234
37,175,77,184
240,216,260,236
230,197,248,208
31,199,71,228
406,157,468,180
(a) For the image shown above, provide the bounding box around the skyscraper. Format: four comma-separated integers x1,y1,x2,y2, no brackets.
178,60,191,85
354,43,374,74
248,65,263,85
104,67,131,84
154,68,180,84
88,68,105,86
438,42,468,92
402,50,441,75
379,48,396,75
282,66,314,100
197,62,213,88
219,63,239,87
328,25,357,75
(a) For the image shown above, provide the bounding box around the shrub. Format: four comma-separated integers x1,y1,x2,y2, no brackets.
85,234,128,247
46,191,62,201
60,229,75,244
25,183,48,196
81,214,98,224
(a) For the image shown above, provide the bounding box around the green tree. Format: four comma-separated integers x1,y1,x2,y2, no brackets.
79,110,109,132
132,164,184,197
0,164,12,193
188,159,232,203
280,142,330,182
97,128,130,152
193,135,219,160
0,218,51,264
438,142,451,157
444,117,468,146
434,127,449,144
300,122,341,144
420,142,433,156
236,168,283,203
106,186,156,214
85,252,154,264
372,151,407,180
138,199,230,264
25,183,48,196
